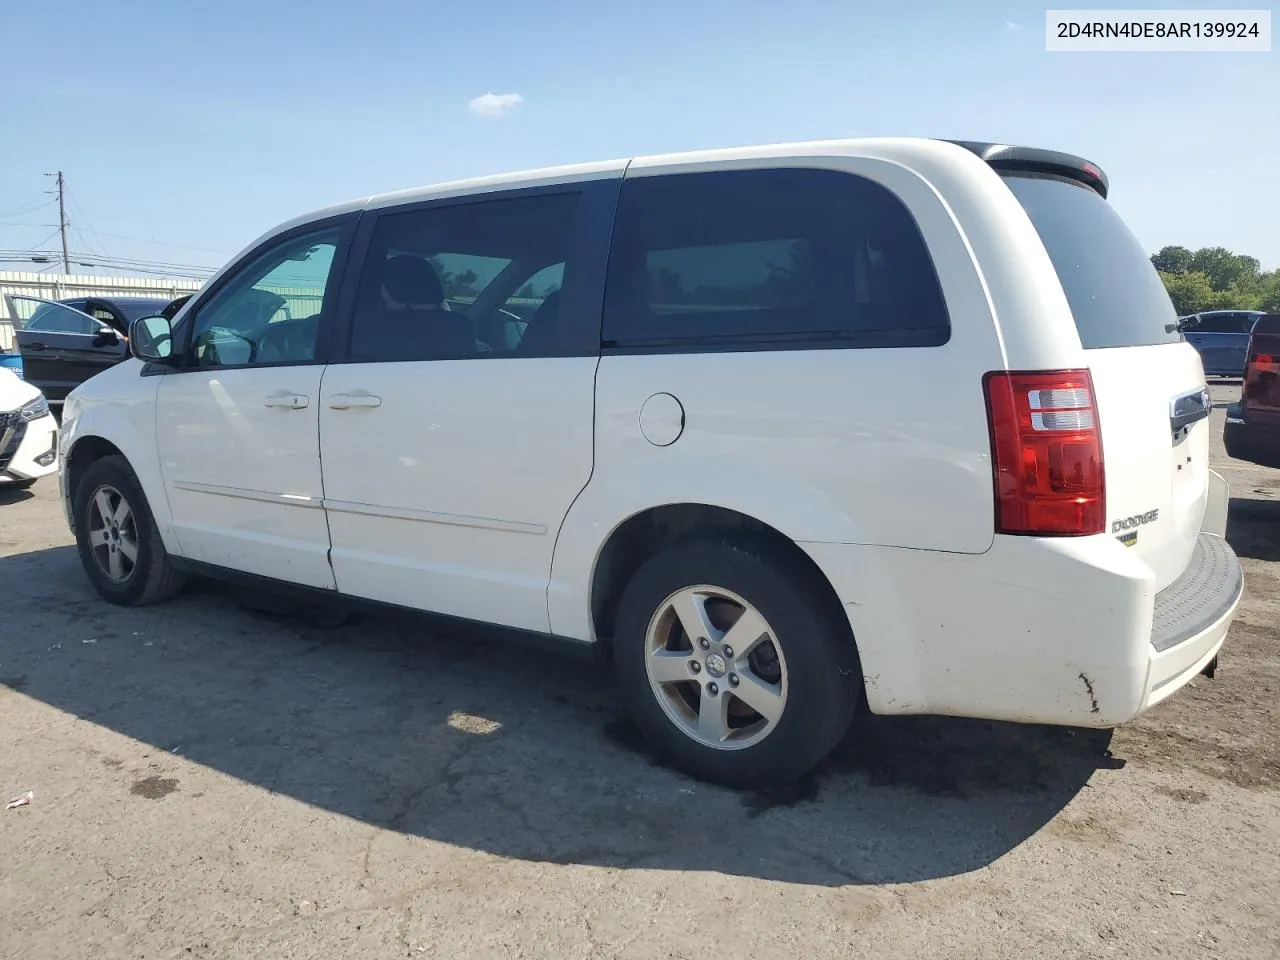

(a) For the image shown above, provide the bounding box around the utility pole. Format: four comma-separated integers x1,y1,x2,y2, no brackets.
56,171,70,274
44,170,70,273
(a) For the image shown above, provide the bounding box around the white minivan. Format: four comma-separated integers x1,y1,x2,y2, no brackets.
58,138,1242,787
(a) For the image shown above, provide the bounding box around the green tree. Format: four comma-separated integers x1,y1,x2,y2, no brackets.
1188,246,1261,291
1159,270,1216,316
1151,245,1193,274
1257,271,1280,313
1153,245,1274,314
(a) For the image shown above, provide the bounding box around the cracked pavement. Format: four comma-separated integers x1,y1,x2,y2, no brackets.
1,382,1279,959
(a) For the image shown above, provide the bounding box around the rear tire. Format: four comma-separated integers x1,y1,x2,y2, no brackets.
74,455,186,606
612,535,861,789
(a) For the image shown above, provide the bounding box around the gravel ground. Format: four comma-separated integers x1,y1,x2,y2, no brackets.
1,381,1277,960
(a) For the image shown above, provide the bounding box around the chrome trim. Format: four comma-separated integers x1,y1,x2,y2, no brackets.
1169,386,1211,435
170,480,323,508
322,498,547,535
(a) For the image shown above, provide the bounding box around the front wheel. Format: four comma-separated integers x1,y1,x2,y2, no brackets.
74,455,186,606
612,536,862,789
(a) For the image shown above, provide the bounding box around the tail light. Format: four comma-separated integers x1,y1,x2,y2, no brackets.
983,369,1105,536
1244,353,1277,399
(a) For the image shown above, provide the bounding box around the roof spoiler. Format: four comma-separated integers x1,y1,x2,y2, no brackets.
939,140,1109,199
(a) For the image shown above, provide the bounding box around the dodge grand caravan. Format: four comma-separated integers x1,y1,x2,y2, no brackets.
56,138,1243,788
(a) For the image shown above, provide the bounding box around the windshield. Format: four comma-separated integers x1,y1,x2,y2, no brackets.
1002,174,1182,350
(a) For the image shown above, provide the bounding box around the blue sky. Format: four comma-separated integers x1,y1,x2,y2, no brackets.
2,0,1276,279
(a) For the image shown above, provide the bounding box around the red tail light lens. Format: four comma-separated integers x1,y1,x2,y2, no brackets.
1244,353,1277,399
983,369,1105,536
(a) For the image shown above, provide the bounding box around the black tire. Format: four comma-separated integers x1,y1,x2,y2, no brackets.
74,454,186,606
612,534,862,789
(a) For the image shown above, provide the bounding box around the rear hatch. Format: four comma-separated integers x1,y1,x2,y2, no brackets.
1001,169,1209,590
1243,315,1280,427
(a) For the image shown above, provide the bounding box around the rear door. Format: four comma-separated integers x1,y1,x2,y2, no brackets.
4,294,128,402
1004,174,1211,589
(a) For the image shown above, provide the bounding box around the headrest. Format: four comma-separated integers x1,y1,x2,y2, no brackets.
384,255,444,306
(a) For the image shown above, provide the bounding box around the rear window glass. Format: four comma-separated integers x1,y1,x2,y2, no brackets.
114,300,172,323
1003,174,1181,349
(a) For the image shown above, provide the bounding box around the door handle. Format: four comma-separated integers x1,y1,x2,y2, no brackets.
327,393,382,410
263,393,310,410
25,342,46,350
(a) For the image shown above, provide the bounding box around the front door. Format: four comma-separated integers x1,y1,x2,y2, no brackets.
318,184,614,631
5,295,129,402
154,219,353,588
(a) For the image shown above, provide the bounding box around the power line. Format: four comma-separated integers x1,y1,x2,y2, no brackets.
66,186,110,260
85,228,231,255
0,197,54,221
7,230,65,256
0,251,215,280
0,248,219,273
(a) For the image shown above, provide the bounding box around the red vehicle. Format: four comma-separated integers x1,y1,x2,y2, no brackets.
1224,313,1280,468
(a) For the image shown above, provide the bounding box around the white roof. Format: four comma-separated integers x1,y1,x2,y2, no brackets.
228,136,990,287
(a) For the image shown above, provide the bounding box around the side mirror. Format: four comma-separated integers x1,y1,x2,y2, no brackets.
92,324,121,347
129,315,174,363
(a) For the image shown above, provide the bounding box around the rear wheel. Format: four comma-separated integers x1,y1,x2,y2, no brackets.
612,535,861,789
74,455,186,606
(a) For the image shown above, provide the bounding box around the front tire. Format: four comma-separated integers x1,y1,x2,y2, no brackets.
612,535,862,789
74,455,186,606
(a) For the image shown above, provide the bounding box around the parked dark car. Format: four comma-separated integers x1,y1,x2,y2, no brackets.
1224,313,1280,468
4,294,182,404
1181,309,1264,377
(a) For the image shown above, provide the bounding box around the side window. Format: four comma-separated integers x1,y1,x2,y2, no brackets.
187,227,340,369
602,168,950,349
347,191,580,362
24,301,96,335
1193,315,1230,334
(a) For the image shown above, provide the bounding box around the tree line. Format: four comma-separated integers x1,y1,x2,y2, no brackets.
1152,246,1280,316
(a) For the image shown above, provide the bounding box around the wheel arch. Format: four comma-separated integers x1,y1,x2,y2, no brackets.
66,436,126,521
62,404,178,555
565,502,855,670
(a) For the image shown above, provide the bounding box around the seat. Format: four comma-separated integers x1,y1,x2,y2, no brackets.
516,290,563,355
365,255,476,361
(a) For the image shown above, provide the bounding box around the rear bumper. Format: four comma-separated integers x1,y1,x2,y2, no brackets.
1224,410,1280,468
1143,532,1242,709
803,473,1242,728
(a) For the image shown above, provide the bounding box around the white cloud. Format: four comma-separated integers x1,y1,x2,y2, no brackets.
468,92,524,118
1004,20,1021,31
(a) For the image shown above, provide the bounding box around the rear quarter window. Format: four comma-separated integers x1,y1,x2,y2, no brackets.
602,167,950,350
1003,174,1181,349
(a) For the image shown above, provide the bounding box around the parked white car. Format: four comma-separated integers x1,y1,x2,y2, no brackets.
0,367,58,489
56,138,1242,787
